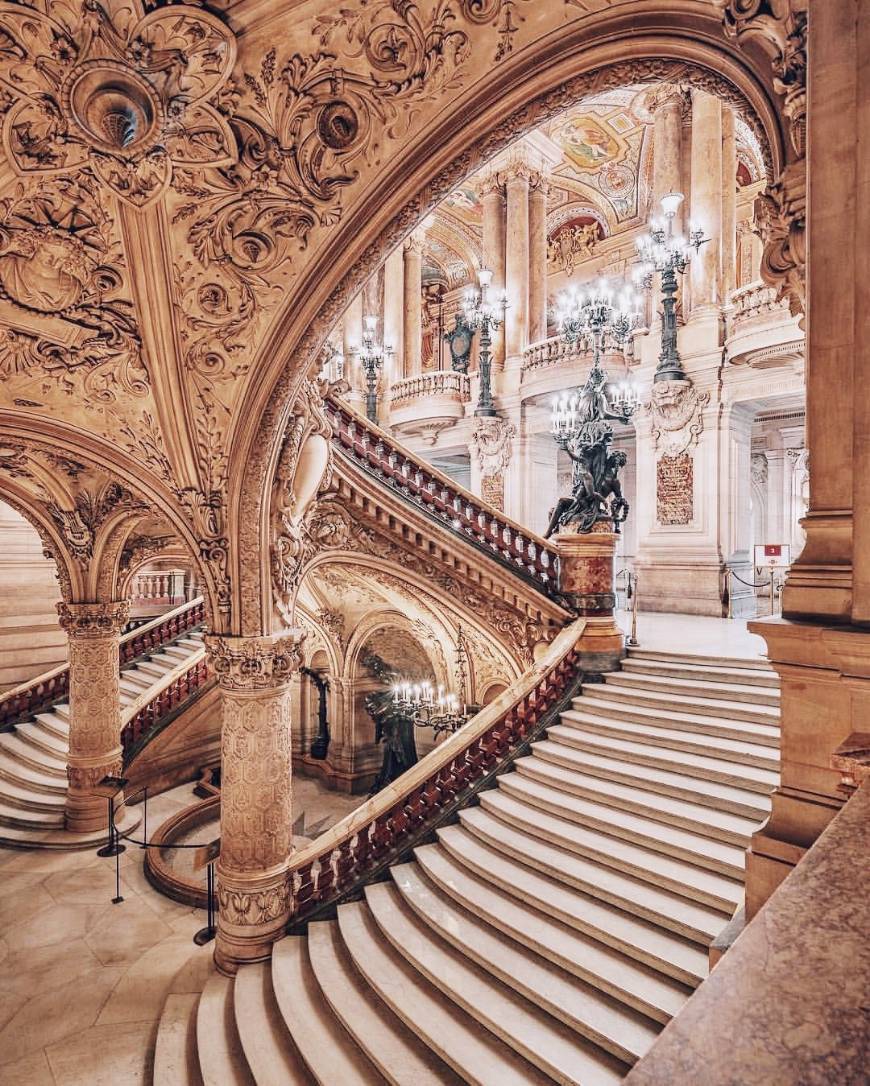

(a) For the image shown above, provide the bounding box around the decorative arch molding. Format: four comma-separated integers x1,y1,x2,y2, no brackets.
547,201,611,238
294,603,344,679
233,27,790,636
341,607,451,691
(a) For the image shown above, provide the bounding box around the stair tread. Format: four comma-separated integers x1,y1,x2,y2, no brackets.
567,697,780,746
272,936,384,1086
339,898,552,1086
561,709,780,765
365,881,628,1086
18,722,68,755
580,683,779,722
498,774,746,876
32,712,70,736
626,649,772,672
196,974,255,1086
0,799,64,827
0,776,65,807
518,755,759,842
533,739,770,818
415,838,702,995
395,857,665,1059
548,725,779,791
453,811,727,943
154,993,203,1086
480,790,743,912
234,962,315,1086
0,731,67,770
606,671,779,701
0,748,67,790
621,657,779,687
308,920,459,1085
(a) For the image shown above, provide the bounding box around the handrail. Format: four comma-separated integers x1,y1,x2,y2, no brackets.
286,617,586,926
325,394,561,594
0,596,206,730
121,650,211,760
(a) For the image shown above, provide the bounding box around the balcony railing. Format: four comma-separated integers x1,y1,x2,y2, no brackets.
390,369,470,404
0,596,206,730
325,396,561,595
727,280,790,329
287,618,585,928
522,336,630,376
725,280,803,368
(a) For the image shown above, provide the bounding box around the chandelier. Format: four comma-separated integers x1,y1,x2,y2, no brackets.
462,267,508,417
392,626,471,738
635,191,706,382
356,315,393,424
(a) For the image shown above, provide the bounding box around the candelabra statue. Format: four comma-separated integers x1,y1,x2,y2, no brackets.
546,280,641,537
635,191,706,383
462,268,507,417
355,315,393,424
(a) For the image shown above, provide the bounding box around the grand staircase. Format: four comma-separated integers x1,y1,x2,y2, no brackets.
154,647,780,1086
0,624,205,847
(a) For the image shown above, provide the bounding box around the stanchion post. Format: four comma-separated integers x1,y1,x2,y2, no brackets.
140,786,148,850
626,572,639,648
726,568,733,620
769,565,775,616
95,776,128,859
193,839,220,946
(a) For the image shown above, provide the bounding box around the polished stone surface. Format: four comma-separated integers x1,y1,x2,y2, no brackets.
625,780,870,1085
617,611,768,661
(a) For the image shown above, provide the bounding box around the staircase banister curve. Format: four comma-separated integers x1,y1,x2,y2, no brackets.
325,394,560,585
120,595,205,649
287,617,586,923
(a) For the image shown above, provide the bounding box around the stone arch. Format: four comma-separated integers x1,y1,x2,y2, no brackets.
232,24,790,636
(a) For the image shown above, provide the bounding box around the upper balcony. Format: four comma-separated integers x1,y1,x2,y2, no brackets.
520,335,633,401
725,281,804,370
388,369,471,444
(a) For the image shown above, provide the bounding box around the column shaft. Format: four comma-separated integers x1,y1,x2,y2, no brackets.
342,292,363,395
402,235,423,377
504,172,530,360
481,179,506,367
383,246,404,385
528,177,548,345
57,600,130,834
652,91,684,224
689,90,723,310
207,631,305,974
721,106,738,301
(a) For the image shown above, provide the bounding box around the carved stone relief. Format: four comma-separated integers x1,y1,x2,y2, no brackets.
646,381,710,459
656,453,694,527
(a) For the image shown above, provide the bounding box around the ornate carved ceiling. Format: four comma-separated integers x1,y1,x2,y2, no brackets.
0,0,795,631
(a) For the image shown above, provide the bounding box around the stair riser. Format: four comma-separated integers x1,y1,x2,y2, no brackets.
548,731,776,796
32,720,69,743
0,790,64,814
482,798,742,914
561,716,779,772
627,651,772,673
0,810,65,830
497,782,746,881
620,662,779,690
0,763,66,793
433,844,706,988
603,676,780,708
0,741,67,778
16,731,68,763
579,688,777,726
516,762,753,848
569,702,780,748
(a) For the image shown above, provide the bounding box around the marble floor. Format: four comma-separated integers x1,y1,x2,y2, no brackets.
617,610,769,661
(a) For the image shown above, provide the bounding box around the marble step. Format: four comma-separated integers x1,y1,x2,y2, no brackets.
621,656,779,688
394,858,662,1064
14,720,69,759
413,840,702,997
626,649,772,672
120,674,153,694
516,755,759,846
0,747,67,792
32,712,70,740
450,812,727,946
498,773,746,880
579,683,779,727
0,798,64,830
0,776,66,812
271,936,384,1085
136,659,177,679
48,703,71,723
532,738,771,820
196,974,254,1086
179,636,205,648
154,993,204,1086
0,804,139,850
479,789,744,913
566,696,780,748
162,645,195,662
560,708,780,770
0,730,67,776
234,962,314,1086
365,880,628,1086
546,725,779,795
307,920,459,1086
604,669,780,707
420,833,707,986
338,899,551,1086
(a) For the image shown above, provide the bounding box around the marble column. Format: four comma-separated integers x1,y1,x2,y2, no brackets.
689,90,723,312
652,87,686,223
206,630,305,974
342,292,364,402
504,166,530,362
481,175,506,369
528,174,548,345
57,600,130,834
721,106,738,302
402,233,423,377
383,246,404,385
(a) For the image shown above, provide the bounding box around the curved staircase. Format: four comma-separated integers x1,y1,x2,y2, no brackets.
154,647,780,1085
0,621,206,848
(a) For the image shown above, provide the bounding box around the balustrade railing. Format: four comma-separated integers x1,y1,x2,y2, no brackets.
0,596,206,730
132,569,187,602
522,336,630,374
121,655,211,761
727,280,790,329
325,396,561,595
390,370,470,404
287,618,585,928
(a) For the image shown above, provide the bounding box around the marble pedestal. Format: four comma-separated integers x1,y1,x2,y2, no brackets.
555,522,625,673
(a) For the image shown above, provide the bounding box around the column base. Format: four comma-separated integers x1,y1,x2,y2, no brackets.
65,753,124,834
214,862,292,975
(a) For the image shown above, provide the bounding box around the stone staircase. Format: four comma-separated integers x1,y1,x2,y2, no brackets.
0,629,205,847
154,647,780,1086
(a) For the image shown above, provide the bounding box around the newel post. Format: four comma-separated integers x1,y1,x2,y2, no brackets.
554,520,625,673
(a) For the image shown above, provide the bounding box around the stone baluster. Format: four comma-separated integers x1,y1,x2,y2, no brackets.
206,630,306,974
57,600,131,833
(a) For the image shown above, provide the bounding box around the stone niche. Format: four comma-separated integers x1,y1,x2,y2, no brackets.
656,452,694,526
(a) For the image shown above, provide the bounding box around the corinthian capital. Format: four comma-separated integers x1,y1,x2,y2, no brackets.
56,600,131,638
206,630,306,691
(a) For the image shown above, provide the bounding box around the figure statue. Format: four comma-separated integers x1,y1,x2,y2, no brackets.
362,651,419,794
545,437,629,536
